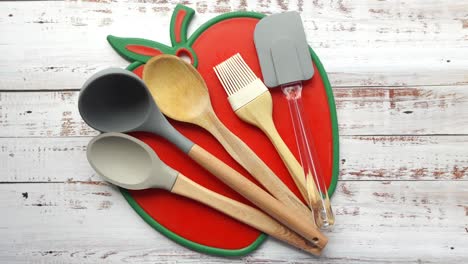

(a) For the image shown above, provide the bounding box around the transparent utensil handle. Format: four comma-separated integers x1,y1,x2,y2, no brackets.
281,82,335,229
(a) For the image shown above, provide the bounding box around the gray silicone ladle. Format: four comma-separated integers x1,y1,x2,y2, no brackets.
78,68,327,247
78,68,192,152
86,132,321,255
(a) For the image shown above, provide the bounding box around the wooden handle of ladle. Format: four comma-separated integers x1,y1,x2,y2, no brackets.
187,144,327,249
171,174,321,255
197,112,313,222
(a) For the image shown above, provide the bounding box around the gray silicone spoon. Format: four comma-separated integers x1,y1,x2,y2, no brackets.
78,68,327,248
87,132,321,255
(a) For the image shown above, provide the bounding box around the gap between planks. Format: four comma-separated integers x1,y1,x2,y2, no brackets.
2,83,468,93
1,179,468,185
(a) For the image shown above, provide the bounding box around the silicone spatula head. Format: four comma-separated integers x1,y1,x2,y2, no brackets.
254,12,314,87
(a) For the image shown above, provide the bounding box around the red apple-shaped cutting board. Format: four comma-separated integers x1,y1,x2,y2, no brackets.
107,4,339,256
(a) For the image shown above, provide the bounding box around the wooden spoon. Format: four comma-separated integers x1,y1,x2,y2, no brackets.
142,55,313,222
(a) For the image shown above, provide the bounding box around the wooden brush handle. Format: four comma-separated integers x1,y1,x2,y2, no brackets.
188,145,327,249
235,91,320,205
196,110,313,221
171,174,321,255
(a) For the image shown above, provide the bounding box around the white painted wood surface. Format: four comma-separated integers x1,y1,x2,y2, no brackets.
1,181,467,263
0,0,467,263
1,136,467,183
1,86,466,137
1,0,468,90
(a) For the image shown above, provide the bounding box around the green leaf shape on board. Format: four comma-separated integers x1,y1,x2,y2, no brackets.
107,35,174,63
170,4,195,47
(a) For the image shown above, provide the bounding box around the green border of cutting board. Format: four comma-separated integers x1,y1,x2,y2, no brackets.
110,4,340,257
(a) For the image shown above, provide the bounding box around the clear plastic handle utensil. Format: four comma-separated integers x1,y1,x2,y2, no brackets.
282,81,335,229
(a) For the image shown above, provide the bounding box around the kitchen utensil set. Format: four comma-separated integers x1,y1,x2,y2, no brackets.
78,67,327,252
143,55,311,221
79,10,335,257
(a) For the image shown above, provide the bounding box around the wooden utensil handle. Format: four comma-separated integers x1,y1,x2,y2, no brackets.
188,145,327,249
171,173,321,255
235,91,317,204
264,122,321,204
197,111,312,221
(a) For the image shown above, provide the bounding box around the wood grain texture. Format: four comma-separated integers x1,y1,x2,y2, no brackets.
0,137,95,183
0,181,466,263
1,136,466,183
340,136,468,181
0,85,466,137
0,0,468,89
197,110,313,220
172,174,321,255
0,91,97,137
234,91,334,227
188,144,327,248
235,91,312,204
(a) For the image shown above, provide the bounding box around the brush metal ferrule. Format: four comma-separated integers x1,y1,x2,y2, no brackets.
227,79,268,111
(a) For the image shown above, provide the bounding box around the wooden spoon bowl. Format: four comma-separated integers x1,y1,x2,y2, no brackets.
143,55,212,123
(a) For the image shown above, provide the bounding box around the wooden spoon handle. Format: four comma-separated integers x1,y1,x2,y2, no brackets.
188,144,327,249
171,174,321,255
197,111,312,221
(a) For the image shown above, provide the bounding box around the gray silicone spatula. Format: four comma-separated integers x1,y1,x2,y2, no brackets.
254,12,335,228
86,132,321,255
78,68,327,247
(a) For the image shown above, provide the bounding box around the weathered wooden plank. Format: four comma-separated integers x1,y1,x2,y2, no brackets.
1,135,466,183
0,181,466,263
334,86,468,135
340,135,468,180
0,137,96,183
0,0,467,89
0,91,97,137
0,86,466,137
